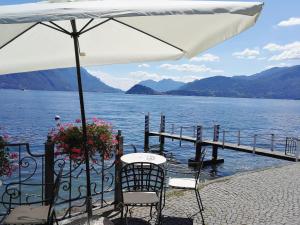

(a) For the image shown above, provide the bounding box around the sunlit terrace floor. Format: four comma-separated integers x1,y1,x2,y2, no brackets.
64,162,300,225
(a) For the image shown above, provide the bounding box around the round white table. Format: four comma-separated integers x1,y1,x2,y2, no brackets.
121,153,166,165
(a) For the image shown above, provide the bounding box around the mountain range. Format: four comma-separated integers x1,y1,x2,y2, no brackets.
0,68,121,93
126,84,161,95
1,65,300,99
139,79,184,92
127,65,300,100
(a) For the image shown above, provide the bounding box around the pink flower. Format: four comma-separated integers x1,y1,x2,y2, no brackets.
100,134,109,142
3,134,9,140
71,148,81,154
104,152,110,160
70,154,80,160
75,119,81,123
54,150,62,156
87,139,94,145
9,152,18,159
112,139,118,145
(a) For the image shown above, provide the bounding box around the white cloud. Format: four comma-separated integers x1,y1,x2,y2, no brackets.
159,63,223,73
263,41,300,61
232,48,260,59
190,53,220,62
86,67,220,90
128,71,161,80
269,50,300,61
265,63,289,70
85,69,135,90
278,17,300,27
138,63,150,68
263,43,284,52
263,42,300,52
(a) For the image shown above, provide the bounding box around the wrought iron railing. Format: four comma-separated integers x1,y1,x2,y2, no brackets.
0,143,45,223
0,131,125,222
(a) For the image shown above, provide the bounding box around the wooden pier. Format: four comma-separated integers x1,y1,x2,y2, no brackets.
144,114,300,165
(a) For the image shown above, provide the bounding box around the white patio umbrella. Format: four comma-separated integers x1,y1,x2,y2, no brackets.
0,0,263,219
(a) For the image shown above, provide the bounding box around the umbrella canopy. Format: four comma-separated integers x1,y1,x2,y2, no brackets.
0,0,263,220
0,0,263,74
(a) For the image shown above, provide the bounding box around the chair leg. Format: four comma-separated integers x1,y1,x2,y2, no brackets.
162,187,167,210
124,205,129,225
196,189,204,211
53,211,59,225
155,203,163,225
194,189,205,225
150,205,154,221
120,204,124,220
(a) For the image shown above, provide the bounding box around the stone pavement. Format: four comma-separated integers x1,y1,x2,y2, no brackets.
67,163,300,225
111,163,300,225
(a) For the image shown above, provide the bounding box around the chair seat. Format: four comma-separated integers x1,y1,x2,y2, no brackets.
123,191,159,205
4,205,50,224
94,217,114,225
168,177,197,189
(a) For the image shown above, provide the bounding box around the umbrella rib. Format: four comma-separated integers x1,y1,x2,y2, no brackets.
78,18,94,34
112,18,184,53
40,22,71,35
0,23,39,50
79,18,112,35
49,21,72,35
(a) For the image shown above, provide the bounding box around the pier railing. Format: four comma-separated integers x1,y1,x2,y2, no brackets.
144,113,300,162
163,123,298,154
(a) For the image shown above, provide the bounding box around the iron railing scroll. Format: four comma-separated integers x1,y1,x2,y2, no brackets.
1,131,124,222
0,143,45,223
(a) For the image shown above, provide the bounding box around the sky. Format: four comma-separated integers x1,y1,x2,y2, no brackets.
1,0,300,90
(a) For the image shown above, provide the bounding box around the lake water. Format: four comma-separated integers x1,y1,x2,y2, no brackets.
0,89,300,177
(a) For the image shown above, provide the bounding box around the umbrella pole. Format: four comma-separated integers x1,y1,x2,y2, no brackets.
71,20,93,221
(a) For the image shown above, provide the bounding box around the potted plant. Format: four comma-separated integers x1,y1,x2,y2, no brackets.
50,118,118,162
0,135,18,177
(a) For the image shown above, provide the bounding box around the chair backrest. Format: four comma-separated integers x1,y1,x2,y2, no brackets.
195,149,206,183
121,162,164,193
47,164,64,221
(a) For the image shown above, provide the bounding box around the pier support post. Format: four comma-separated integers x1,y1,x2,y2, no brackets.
159,114,165,154
45,136,54,205
195,125,203,162
271,134,274,151
179,127,183,147
253,134,257,154
295,139,300,162
212,125,220,163
115,130,123,209
144,113,150,152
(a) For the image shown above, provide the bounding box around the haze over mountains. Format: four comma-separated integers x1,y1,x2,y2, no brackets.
139,79,185,92
1,65,299,99
0,68,121,93
127,65,300,100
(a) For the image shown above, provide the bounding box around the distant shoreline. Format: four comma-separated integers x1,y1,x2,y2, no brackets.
1,88,299,101
125,92,300,101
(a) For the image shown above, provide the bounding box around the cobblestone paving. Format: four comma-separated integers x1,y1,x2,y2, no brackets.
111,163,300,225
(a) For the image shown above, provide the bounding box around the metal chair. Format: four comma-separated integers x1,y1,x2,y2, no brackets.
120,162,165,225
3,165,64,225
167,150,206,225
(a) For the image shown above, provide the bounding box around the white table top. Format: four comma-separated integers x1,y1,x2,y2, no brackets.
121,153,167,165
